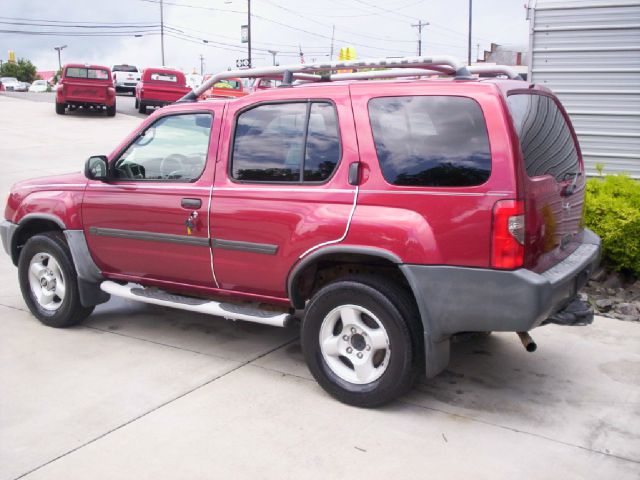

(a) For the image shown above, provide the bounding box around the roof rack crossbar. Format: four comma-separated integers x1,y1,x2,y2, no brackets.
179,55,471,103
468,65,523,80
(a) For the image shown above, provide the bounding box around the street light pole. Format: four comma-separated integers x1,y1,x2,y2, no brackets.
268,49,278,66
467,0,473,65
54,45,67,71
247,0,252,68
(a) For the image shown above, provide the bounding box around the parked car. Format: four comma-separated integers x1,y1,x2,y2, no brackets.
135,67,190,114
15,82,29,92
111,64,140,94
55,63,116,116
199,76,247,99
0,77,21,91
185,73,203,90
0,57,600,407
29,80,49,93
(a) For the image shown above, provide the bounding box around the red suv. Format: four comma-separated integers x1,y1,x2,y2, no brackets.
1,57,600,407
55,63,116,116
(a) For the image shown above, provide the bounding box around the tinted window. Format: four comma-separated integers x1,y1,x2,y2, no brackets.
113,65,138,72
507,94,579,181
304,103,340,181
232,102,340,183
66,68,109,80
114,113,212,181
369,96,491,187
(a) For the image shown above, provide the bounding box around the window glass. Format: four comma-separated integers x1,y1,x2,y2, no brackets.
232,103,307,182
368,96,491,187
150,72,178,82
507,94,579,181
66,67,109,80
214,80,241,89
304,103,340,181
113,113,212,181
113,65,138,72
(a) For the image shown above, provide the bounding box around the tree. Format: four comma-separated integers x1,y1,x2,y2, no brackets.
0,58,38,83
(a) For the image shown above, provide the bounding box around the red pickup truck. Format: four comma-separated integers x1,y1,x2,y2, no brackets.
1,57,600,407
199,77,247,100
135,68,190,114
55,64,116,116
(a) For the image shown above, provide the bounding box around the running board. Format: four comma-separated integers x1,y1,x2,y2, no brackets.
100,281,293,328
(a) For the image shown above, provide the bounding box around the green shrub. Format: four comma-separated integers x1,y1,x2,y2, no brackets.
584,174,640,276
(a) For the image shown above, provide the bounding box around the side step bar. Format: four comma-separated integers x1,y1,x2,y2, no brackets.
100,281,293,328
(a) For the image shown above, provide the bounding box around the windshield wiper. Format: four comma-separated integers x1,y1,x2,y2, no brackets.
562,171,582,196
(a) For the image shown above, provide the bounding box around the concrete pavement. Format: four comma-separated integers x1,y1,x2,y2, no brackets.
1,93,639,479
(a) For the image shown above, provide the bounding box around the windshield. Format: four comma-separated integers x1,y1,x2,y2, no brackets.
65,67,109,80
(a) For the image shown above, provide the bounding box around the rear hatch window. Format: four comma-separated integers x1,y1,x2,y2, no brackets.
66,67,109,80
507,92,584,271
368,96,491,187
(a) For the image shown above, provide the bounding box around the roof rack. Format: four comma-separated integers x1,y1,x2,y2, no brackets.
180,55,471,102
468,64,523,80
178,56,523,103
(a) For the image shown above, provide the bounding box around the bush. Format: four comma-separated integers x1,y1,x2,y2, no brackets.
584,174,640,276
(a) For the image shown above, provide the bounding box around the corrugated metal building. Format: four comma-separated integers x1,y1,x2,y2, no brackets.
527,0,640,178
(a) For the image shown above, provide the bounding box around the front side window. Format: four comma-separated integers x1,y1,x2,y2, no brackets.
66,68,109,80
113,113,212,181
232,102,340,183
368,96,491,187
507,93,579,181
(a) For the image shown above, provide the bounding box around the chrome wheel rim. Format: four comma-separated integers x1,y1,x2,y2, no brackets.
28,252,66,311
319,304,391,385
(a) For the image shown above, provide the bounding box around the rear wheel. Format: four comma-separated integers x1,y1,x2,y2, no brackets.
134,98,139,109
55,102,65,115
106,103,116,117
302,275,419,407
138,102,146,114
18,232,94,328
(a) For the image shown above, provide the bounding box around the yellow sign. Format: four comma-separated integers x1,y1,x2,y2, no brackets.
8,50,16,63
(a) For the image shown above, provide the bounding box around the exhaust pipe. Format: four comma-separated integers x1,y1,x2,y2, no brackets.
517,332,537,352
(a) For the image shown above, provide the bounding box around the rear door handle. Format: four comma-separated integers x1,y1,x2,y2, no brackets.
181,198,202,209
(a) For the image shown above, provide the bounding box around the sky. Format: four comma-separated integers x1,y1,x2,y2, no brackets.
0,0,530,74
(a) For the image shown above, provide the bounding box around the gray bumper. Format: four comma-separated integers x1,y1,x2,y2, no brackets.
0,220,18,259
401,229,601,341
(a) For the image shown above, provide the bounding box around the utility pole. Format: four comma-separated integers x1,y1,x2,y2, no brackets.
467,0,472,65
160,0,165,66
247,0,252,68
330,25,335,60
54,45,67,71
268,50,278,66
411,20,428,56
476,43,480,62
199,54,204,75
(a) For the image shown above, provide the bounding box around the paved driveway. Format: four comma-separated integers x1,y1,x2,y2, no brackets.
1,94,639,480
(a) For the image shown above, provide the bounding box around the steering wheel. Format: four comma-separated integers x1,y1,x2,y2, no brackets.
160,153,188,179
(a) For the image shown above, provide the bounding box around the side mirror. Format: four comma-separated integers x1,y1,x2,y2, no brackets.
85,155,109,181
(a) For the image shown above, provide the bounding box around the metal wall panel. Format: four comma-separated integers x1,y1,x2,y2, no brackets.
530,1,640,177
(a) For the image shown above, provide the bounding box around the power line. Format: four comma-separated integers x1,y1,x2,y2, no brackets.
0,29,161,36
0,15,159,25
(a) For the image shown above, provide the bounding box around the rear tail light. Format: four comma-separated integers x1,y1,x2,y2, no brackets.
491,199,525,269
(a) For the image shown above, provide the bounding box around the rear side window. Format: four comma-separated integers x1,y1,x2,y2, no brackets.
507,93,579,181
368,96,491,187
232,102,340,183
66,68,109,80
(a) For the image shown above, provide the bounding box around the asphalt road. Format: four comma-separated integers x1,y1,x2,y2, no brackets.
1,93,639,480
2,90,147,118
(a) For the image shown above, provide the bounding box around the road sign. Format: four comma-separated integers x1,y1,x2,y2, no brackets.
241,25,249,44
236,59,250,68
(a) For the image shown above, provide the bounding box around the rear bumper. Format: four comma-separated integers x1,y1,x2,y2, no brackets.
401,229,601,340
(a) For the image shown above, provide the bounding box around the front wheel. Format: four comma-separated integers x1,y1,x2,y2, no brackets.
18,232,94,328
302,275,419,407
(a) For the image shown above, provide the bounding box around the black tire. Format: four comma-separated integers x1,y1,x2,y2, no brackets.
106,103,116,117
134,98,139,109
18,232,94,328
302,275,421,407
55,102,65,115
138,102,146,114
